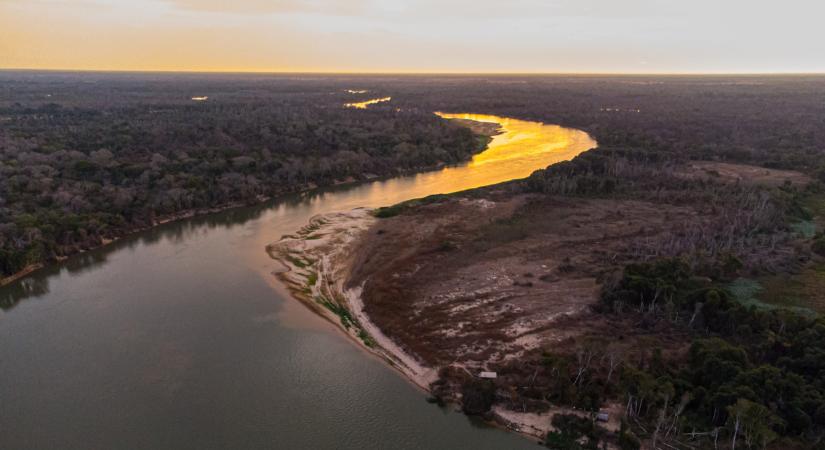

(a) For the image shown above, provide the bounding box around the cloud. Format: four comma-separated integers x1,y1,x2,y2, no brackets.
2,0,824,73
147,0,676,21
356,0,677,21
160,0,370,15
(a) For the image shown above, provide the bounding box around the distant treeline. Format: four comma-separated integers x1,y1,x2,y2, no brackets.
396,74,825,175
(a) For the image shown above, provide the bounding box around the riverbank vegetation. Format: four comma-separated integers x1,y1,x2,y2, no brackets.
0,72,482,281
488,256,825,449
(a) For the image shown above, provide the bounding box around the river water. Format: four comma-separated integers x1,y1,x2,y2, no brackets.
0,114,595,449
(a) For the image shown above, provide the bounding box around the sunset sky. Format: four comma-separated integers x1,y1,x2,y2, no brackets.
1,0,823,73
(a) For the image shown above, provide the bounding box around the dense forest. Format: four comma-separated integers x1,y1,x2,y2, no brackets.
0,72,482,279
512,149,825,448
5,72,824,281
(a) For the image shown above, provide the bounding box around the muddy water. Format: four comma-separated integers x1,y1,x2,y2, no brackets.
0,114,595,449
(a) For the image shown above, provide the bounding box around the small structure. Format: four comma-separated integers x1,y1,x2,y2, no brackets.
596,411,609,422
479,371,497,379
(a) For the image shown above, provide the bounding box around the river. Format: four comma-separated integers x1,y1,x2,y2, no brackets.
0,113,596,449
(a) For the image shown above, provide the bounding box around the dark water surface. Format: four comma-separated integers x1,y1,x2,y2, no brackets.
0,116,595,449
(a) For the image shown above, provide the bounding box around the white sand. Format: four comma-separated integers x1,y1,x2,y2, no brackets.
268,208,437,389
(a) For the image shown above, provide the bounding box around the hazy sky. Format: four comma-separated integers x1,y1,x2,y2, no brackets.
1,0,823,73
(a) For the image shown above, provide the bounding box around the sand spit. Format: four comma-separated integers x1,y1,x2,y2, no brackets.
0,263,44,287
267,208,438,389
266,207,587,443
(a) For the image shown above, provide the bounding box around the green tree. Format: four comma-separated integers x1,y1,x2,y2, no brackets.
727,399,780,450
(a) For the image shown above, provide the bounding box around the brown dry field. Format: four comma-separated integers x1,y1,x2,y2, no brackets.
678,160,812,187
347,188,713,371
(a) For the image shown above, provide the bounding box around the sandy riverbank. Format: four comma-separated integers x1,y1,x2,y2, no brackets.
267,207,611,441
266,208,439,389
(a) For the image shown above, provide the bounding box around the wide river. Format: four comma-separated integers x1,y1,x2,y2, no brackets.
0,113,595,449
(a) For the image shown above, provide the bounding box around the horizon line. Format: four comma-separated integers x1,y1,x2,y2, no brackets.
2,67,825,77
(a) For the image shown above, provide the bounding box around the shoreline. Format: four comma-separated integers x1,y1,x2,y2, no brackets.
0,197,270,288
0,114,504,289
0,155,486,289
0,263,45,287
266,208,439,390
266,207,564,443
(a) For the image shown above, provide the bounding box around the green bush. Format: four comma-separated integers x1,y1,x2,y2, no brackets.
373,204,405,218
460,379,496,416
545,414,603,450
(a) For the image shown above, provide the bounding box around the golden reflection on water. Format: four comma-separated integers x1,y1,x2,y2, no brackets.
345,97,392,109
421,112,597,194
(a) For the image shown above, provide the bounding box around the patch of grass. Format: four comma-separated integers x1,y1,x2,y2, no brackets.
306,272,318,287
357,329,376,348
302,221,323,234
728,278,765,308
791,220,816,238
373,193,451,219
729,273,821,316
285,254,310,268
315,295,357,329
800,193,825,219
296,219,327,237
757,265,825,314
374,204,405,218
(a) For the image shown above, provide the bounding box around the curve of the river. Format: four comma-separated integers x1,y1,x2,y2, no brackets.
0,113,596,449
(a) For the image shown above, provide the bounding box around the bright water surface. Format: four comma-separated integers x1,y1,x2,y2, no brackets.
0,114,596,449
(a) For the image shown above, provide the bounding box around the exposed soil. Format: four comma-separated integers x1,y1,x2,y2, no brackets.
678,161,812,187
348,190,712,371
267,209,439,389
270,157,813,440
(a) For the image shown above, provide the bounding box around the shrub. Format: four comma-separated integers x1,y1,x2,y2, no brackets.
460,379,496,416
812,233,825,257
